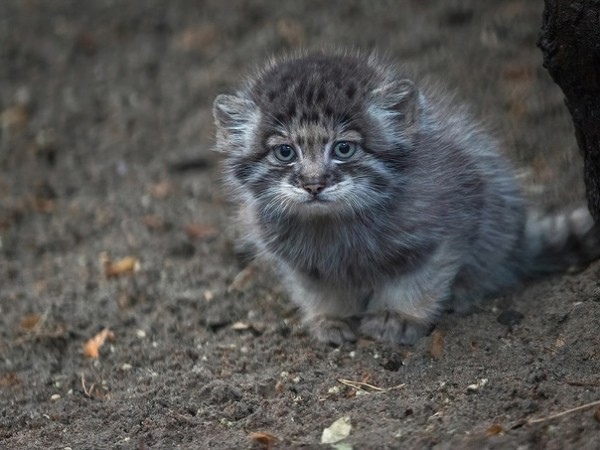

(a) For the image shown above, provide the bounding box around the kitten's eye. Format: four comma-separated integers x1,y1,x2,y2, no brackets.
332,141,357,160
273,144,296,163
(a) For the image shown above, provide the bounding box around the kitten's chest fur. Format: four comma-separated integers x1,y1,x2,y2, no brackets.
256,213,433,287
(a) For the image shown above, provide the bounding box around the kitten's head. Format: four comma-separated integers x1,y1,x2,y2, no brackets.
213,52,421,220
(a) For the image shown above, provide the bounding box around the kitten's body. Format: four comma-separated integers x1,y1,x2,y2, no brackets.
213,52,599,345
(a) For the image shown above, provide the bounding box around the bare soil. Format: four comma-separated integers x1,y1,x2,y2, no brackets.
1,1,599,449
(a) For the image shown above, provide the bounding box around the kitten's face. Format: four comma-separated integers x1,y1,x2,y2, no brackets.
221,117,404,221
213,53,419,220
254,124,383,218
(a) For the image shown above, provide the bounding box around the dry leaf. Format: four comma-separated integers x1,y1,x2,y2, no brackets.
20,314,42,330
228,265,255,292
321,416,352,444
430,329,444,359
485,424,504,436
0,372,21,388
103,256,140,278
185,223,219,240
175,25,219,53
143,214,167,231
29,196,56,213
594,406,600,423
276,19,305,46
150,181,172,199
83,328,115,359
249,431,278,449
1,105,28,130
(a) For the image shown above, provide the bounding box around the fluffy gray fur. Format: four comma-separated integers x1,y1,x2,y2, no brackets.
213,51,599,346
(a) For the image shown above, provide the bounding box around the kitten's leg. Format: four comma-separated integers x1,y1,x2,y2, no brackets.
286,273,367,345
360,247,460,345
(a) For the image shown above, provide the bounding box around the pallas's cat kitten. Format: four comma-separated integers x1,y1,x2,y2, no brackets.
213,51,599,346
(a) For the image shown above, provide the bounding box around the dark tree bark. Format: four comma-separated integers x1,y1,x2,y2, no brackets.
538,0,600,221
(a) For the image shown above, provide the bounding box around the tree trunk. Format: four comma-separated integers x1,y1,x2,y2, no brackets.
538,0,600,221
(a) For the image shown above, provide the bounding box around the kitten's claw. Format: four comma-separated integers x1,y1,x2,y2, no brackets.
360,311,432,345
309,316,357,346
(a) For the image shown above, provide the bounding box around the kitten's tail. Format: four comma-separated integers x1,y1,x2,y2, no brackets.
519,206,600,278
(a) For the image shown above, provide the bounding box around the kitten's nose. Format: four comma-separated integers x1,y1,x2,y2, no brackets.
303,182,325,195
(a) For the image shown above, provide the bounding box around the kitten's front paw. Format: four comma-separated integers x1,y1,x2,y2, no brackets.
309,316,357,346
360,311,432,345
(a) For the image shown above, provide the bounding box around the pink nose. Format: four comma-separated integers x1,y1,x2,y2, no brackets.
303,183,325,195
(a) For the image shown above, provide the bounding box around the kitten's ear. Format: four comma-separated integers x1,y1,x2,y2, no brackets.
370,79,418,125
213,94,259,154
213,94,257,131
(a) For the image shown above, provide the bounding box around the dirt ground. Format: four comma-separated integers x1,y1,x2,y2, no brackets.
1,1,599,448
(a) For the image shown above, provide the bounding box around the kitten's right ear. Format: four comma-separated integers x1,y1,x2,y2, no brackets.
213,94,259,154
213,94,257,131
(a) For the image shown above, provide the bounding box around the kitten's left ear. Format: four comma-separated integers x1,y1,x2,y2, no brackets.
370,79,418,126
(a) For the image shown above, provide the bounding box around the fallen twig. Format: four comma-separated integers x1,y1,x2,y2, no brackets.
337,378,405,392
527,399,600,424
81,373,96,398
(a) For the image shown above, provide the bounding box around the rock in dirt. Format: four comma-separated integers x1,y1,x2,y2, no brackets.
321,416,352,445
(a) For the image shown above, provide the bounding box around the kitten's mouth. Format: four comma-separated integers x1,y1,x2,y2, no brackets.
299,196,332,214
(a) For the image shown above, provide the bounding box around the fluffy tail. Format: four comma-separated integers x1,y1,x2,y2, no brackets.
520,206,600,278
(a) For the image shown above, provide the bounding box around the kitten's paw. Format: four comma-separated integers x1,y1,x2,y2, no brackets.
360,311,432,345
309,316,357,346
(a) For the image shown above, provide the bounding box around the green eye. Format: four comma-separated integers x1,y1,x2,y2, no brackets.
273,144,296,162
333,141,356,160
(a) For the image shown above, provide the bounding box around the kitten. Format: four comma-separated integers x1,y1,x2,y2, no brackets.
213,51,599,346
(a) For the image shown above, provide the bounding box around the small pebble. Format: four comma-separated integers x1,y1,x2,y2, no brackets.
467,378,488,392
51,394,61,401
